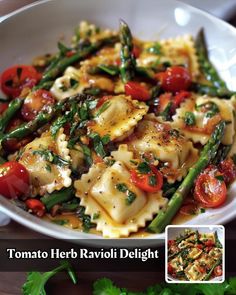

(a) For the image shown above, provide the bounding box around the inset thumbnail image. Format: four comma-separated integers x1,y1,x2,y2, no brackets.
165,225,224,283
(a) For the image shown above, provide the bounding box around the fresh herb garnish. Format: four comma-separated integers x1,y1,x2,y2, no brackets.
81,144,93,166
45,164,52,172
97,64,119,76
94,101,111,117
184,111,196,126
215,175,224,182
160,101,173,121
146,42,162,55
149,175,157,186
52,219,69,226
70,78,79,89
77,206,96,232
33,150,69,166
93,212,100,220
116,183,137,205
89,133,110,158
137,162,151,174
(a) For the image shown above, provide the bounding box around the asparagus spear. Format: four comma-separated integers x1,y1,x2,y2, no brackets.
0,98,23,133
40,186,75,211
0,93,91,148
191,83,235,98
195,29,227,88
38,36,118,86
119,20,136,83
148,121,226,233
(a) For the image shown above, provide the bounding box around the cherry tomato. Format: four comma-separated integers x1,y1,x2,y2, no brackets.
0,161,29,199
155,66,191,93
194,173,227,208
214,265,223,277
0,103,8,114
125,81,150,101
130,165,163,193
219,158,236,185
204,240,215,247
25,199,45,217
168,263,174,274
21,89,55,121
173,90,190,108
1,65,41,98
168,240,175,247
132,45,141,58
196,244,203,250
180,203,198,216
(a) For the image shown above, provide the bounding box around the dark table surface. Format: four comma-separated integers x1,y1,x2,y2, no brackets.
0,1,236,294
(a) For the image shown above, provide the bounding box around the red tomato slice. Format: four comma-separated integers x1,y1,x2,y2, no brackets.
0,161,30,199
196,244,203,250
155,66,191,93
125,81,150,101
168,263,174,274
214,265,223,277
21,89,55,121
130,165,163,193
25,199,45,217
194,173,227,208
1,65,41,98
204,240,215,247
0,103,8,114
173,90,190,108
219,158,236,185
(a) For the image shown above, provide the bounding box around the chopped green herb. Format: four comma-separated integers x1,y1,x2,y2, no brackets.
94,101,111,117
77,206,96,232
147,42,162,55
149,175,157,186
81,144,93,166
184,111,196,126
116,183,128,193
215,175,224,182
89,133,109,158
93,212,100,220
137,162,151,174
97,64,119,76
33,150,69,166
104,158,115,166
200,208,206,213
101,134,110,145
70,78,79,89
160,101,173,121
126,191,136,205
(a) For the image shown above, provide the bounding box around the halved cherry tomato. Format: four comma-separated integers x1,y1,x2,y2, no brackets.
25,199,45,217
180,203,198,216
196,244,203,250
168,263,174,274
0,161,29,199
173,90,190,108
214,265,223,277
155,66,191,93
130,165,163,193
1,65,41,98
204,240,215,247
125,81,150,101
194,173,227,208
0,103,8,114
21,89,55,121
219,159,236,185
168,240,175,247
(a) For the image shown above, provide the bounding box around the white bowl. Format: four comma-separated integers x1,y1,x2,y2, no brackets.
0,0,236,244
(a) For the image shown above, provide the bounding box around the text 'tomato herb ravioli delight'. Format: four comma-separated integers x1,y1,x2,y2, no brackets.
0,20,236,238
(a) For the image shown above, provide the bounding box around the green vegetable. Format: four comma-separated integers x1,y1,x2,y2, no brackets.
22,261,77,295
192,83,235,98
41,187,75,211
93,277,236,295
38,35,118,87
214,231,223,248
146,42,162,55
0,98,23,134
204,258,222,281
212,144,231,165
116,183,137,205
32,150,69,167
148,121,226,233
160,101,173,121
88,64,120,76
119,19,136,83
94,101,111,117
184,111,196,126
76,206,96,232
137,162,151,174
89,133,110,158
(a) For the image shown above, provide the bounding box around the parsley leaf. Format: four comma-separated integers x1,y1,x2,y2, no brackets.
22,261,77,295
146,42,162,55
94,101,111,117
184,111,196,126
89,133,110,158
137,162,151,174
93,278,121,295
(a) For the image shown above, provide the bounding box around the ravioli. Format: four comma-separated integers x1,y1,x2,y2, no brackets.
74,149,167,238
88,95,148,141
126,114,198,182
137,35,199,79
19,128,71,196
172,95,235,145
184,261,206,281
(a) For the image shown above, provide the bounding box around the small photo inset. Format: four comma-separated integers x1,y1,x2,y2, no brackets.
165,225,224,283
